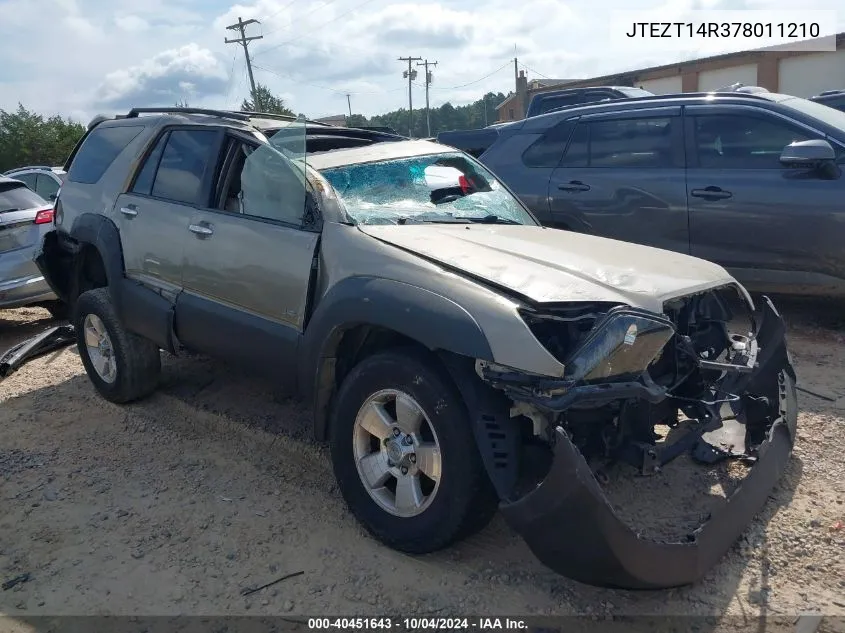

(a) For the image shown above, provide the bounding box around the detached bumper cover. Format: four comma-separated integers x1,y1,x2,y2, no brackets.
499,297,797,589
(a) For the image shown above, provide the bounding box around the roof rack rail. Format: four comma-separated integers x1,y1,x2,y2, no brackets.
125,107,251,121
3,165,53,174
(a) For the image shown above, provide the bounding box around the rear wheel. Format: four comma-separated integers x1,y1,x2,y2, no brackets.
329,349,497,553
75,288,161,404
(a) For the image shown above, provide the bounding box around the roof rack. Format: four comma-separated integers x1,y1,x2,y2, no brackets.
3,165,53,174
125,107,251,122
818,89,845,96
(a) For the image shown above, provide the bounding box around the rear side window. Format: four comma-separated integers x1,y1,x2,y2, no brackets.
0,183,46,212
13,173,37,190
590,117,674,168
67,125,144,184
559,117,675,168
538,94,581,115
35,174,60,200
151,130,218,205
522,120,576,168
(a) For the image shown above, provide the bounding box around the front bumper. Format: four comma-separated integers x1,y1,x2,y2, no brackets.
499,297,797,589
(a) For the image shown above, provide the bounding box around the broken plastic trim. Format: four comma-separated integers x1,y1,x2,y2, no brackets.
0,325,76,379
499,296,797,589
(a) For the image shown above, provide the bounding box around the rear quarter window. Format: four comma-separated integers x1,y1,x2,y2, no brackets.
67,125,145,185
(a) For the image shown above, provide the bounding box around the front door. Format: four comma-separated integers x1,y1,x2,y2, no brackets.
178,131,319,390
547,106,690,254
684,104,845,292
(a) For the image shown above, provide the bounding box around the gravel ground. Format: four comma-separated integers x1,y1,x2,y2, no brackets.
0,299,844,628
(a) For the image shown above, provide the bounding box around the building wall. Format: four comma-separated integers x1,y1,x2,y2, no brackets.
697,63,758,91
496,34,845,122
778,49,845,97
638,76,683,94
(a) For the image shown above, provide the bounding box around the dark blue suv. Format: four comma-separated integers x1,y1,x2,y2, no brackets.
476,89,845,297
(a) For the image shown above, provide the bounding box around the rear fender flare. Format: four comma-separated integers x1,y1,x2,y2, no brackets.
68,213,126,308
299,276,494,440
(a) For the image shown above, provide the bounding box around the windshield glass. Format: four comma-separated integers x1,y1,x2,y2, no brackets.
778,95,845,132
0,183,46,212
319,152,538,226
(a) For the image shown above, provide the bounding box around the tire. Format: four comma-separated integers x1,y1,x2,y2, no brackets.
329,348,497,554
74,288,161,404
43,300,70,321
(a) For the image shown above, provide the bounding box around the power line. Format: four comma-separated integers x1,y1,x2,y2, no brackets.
225,17,263,105
260,0,300,25
253,0,382,59
426,60,512,91
520,63,552,80
252,63,407,96
257,0,339,41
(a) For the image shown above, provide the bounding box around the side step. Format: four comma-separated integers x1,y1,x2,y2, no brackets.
0,325,76,379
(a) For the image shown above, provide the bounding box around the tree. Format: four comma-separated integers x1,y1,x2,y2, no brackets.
241,83,295,116
344,91,508,137
0,104,85,173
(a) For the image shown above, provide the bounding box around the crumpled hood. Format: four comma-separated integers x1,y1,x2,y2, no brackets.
358,224,739,313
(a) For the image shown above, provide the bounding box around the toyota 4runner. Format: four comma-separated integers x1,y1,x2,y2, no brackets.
35,107,797,589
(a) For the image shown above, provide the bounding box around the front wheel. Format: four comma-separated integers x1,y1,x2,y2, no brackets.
329,349,497,554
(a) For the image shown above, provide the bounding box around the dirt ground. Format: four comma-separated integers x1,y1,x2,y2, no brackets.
1,298,844,626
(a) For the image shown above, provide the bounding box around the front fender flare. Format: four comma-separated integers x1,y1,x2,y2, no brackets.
299,276,494,440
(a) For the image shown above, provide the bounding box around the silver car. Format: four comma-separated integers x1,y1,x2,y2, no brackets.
0,175,66,317
2,166,66,203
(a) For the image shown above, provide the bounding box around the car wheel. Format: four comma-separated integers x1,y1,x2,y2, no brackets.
330,349,497,554
74,288,161,404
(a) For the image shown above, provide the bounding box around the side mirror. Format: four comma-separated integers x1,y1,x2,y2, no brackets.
779,139,835,168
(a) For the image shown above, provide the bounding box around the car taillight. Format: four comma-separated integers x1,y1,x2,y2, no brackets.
34,208,55,224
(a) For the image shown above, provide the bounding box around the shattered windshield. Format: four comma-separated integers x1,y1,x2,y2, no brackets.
319,152,538,226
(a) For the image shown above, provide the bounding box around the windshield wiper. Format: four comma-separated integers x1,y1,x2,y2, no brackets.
466,215,522,225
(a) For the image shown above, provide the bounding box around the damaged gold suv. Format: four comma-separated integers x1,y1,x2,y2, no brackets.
33,107,797,589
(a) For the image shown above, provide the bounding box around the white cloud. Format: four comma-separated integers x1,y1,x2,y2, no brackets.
96,44,230,109
2,0,845,122
114,14,150,32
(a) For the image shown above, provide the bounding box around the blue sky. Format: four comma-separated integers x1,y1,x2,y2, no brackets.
0,0,842,123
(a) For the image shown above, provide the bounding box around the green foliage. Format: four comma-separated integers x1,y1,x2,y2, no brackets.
344,92,507,137
241,83,295,116
0,104,85,173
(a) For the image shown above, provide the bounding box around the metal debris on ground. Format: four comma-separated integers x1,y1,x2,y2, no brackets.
241,570,305,596
2,573,31,591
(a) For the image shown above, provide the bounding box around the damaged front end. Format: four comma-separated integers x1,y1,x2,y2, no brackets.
477,286,797,589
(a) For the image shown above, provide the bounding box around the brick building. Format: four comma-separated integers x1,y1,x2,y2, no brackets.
497,33,845,122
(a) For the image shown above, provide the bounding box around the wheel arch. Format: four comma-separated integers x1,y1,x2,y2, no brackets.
299,276,495,442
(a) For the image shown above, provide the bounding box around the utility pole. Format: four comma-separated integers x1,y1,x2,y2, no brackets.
398,56,421,137
417,59,437,138
346,93,352,117
225,17,263,109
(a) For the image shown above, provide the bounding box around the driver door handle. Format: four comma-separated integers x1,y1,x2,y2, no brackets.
690,186,732,200
120,206,138,217
188,223,214,236
558,181,591,192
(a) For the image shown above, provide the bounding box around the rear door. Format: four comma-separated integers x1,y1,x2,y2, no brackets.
684,103,845,290
547,106,690,254
112,126,222,297
0,183,50,284
34,173,61,201
178,127,319,388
